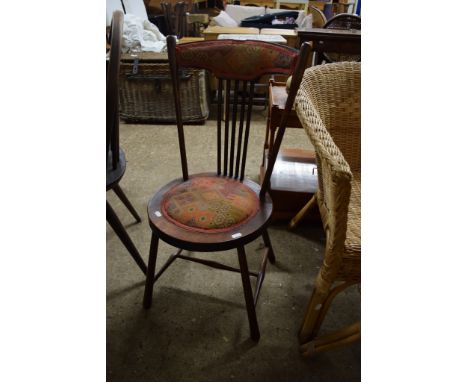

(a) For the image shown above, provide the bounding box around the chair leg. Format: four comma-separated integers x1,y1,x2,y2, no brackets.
107,201,147,275
113,184,142,223
300,321,361,357
289,194,316,229
143,232,159,309
298,281,354,344
262,230,276,264
237,246,260,342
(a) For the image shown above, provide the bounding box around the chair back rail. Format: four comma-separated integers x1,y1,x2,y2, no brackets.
167,36,309,188
106,10,124,170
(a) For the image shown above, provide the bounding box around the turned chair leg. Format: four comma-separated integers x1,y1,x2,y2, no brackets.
113,184,142,223
106,201,147,275
262,230,276,264
237,246,260,342
143,232,160,309
289,194,317,229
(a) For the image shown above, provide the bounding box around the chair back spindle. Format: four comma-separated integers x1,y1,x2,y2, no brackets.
217,78,255,181
162,2,188,38
167,35,189,181
216,80,223,175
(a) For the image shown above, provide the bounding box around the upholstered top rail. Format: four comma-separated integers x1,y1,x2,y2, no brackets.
174,40,299,80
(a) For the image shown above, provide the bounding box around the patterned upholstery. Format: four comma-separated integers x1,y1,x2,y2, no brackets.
175,40,298,80
161,176,260,233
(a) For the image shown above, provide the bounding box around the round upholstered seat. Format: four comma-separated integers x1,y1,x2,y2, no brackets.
161,176,260,233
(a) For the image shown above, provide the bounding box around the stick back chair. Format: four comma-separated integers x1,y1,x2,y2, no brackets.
294,62,361,356
143,36,311,341
107,10,147,275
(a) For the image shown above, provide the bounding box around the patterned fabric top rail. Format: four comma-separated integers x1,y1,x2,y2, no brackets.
174,40,299,81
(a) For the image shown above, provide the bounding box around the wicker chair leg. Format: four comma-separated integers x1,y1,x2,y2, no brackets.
289,194,317,229
298,287,328,344
300,321,361,357
299,281,355,344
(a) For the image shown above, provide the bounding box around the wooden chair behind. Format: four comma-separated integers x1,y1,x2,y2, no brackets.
107,10,147,276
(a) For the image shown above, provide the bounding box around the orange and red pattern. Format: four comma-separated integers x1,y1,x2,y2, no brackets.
175,40,298,81
161,176,260,233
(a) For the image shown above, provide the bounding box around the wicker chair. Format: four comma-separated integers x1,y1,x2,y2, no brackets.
294,61,361,356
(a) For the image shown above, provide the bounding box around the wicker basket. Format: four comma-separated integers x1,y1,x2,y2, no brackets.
119,55,210,123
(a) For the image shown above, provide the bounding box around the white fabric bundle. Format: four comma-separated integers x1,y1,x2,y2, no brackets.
213,11,238,27
298,14,312,28
122,14,166,53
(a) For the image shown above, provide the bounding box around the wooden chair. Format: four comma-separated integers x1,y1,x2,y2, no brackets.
143,37,311,341
309,5,327,28
294,62,361,356
107,10,147,276
162,1,188,37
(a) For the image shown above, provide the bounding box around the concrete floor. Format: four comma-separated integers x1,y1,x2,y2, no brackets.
107,110,360,381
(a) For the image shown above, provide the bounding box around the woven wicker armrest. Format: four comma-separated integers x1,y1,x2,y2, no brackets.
294,61,360,249
295,62,361,174
295,83,353,221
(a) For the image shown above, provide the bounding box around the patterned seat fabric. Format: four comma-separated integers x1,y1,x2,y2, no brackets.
162,176,260,233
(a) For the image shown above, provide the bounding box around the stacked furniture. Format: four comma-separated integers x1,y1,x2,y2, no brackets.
262,27,360,222
206,4,307,47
